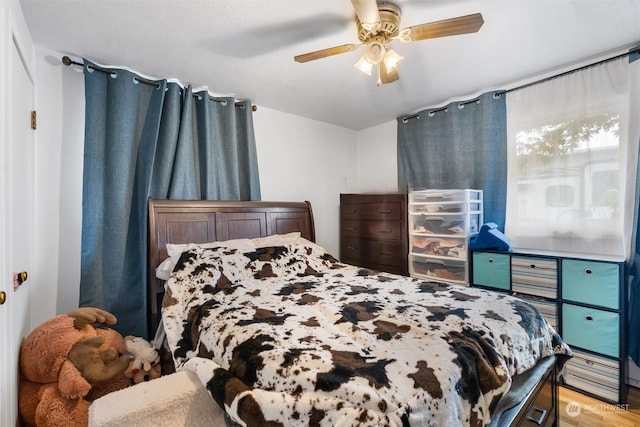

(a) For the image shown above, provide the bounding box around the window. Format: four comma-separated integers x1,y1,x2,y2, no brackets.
505,57,638,259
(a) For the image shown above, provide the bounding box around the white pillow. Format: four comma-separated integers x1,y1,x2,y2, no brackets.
155,257,176,281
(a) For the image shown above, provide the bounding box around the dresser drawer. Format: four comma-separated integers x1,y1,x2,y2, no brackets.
562,303,619,357
342,219,402,240
562,349,620,402
562,259,620,309
341,202,402,221
341,237,403,269
511,256,557,299
516,367,555,427
472,252,510,291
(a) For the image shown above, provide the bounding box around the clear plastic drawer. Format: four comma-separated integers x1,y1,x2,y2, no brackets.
410,256,467,283
409,189,482,204
409,201,482,214
409,214,479,236
410,236,467,259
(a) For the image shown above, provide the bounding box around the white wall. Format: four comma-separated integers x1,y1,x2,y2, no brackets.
253,107,359,254
56,55,85,316
354,120,398,193
33,51,63,322
33,49,394,321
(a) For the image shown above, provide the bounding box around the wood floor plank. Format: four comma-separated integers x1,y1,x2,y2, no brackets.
559,387,640,427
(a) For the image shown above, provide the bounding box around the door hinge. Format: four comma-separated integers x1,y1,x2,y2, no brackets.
31,111,36,130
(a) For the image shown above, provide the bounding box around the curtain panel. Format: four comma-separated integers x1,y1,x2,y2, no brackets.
505,55,639,259
80,61,260,338
397,91,507,230
625,47,640,364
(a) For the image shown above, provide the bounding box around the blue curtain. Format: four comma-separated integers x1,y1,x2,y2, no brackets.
626,47,640,365
80,61,261,338
397,91,507,230
630,155,640,364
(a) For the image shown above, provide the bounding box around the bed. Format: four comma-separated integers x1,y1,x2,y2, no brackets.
147,198,571,427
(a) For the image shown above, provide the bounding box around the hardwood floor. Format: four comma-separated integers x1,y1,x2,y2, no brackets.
558,386,640,426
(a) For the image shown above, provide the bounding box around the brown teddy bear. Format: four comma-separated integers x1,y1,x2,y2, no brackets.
18,307,132,427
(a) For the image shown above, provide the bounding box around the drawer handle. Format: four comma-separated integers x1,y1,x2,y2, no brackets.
347,246,358,251
379,229,392,233
530,264,536,269
379,251,393,255
585,315,594,321
379,209,392,214
585,269,593,275
488,258,494,263
526,407,547,425
346,227,358,231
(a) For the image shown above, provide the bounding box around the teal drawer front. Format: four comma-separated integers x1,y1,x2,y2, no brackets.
562,304,619,357
562,259,620,309
472,252,510,291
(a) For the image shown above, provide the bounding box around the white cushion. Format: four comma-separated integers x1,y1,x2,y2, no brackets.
89,370,227,427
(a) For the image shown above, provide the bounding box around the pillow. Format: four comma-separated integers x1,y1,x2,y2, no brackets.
155,257,176,280
251,232,303,248
156,238,256,280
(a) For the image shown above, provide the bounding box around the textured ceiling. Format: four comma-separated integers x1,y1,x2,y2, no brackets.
20,0,640,130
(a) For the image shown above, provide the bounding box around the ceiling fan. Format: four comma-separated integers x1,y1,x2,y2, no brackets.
294,0,484,85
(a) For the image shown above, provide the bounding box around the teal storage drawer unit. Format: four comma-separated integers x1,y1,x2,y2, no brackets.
470,249,626,403
562,259,620,310
472,252,510,291
562,303,619,358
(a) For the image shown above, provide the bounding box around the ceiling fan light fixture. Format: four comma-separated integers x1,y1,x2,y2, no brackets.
383,48,403,72
363,41,386,64
354,56,373,75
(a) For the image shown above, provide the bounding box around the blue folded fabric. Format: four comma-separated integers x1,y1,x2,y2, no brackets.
469,222,513,251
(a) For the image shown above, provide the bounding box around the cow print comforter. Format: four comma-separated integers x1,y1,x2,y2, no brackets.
161,237,571,427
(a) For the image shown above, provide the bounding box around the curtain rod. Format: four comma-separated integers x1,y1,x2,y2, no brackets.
505,45,640,94
400,45,639,124
62,56,257,111
401,92,503,123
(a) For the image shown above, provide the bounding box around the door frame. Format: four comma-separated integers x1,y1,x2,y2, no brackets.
0,1,36,425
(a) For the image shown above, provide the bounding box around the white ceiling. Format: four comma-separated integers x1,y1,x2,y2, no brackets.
19,0,640,130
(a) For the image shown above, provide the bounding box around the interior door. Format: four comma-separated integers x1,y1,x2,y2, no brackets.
0,2,35,425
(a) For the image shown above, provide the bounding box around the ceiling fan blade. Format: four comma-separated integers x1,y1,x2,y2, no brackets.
351,0,381,28
379,64,399,85
294,44,361,63
407,13,484,42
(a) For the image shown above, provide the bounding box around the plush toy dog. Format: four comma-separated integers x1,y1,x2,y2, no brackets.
124,336,161,384
18,307,132,427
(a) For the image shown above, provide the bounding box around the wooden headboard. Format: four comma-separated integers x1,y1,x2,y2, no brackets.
147,198,315,336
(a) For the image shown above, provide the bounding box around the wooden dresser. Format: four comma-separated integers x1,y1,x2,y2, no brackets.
339,193,408,275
